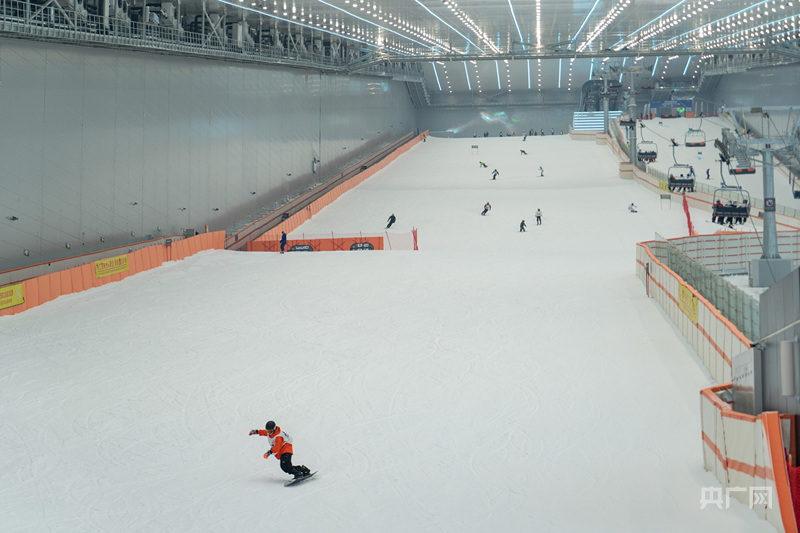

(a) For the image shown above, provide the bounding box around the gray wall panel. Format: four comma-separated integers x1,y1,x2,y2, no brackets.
712,63,800,109
0,37,416,270
418,105,576,138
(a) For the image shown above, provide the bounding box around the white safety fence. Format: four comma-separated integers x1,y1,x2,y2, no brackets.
636,242,751,384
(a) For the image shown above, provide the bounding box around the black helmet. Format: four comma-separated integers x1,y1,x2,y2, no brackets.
265,421,276,432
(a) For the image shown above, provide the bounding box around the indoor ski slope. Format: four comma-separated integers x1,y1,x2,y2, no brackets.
0,133,775,532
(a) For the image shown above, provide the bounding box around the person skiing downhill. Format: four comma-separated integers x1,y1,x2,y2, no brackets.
491,169,499,180
481,202,492,216
386,213,396,229
249,421,311,480
535,208,542,225
280,231,287,254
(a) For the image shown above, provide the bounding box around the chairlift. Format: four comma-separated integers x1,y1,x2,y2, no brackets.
791,168,800,199
637,141,658,163
712,186,751,226
685,128,706,147
667,164,695,193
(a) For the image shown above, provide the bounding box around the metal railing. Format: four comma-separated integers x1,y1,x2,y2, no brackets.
0,0,424,80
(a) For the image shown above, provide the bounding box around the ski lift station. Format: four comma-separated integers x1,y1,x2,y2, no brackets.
5,1,800,532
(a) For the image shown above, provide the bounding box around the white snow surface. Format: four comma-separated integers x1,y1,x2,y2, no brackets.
0,135,776,532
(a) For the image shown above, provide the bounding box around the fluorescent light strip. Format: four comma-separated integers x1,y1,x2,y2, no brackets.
432,62,443,91
683,55,692,76
495,60,501,90
217,0,398,51
413,0,482,52
558,58,562,89
527,59,531,90
508,0,524,42
464,62,472,91
569,0,601,47
317,0,437,51
660,9,796,50
651,57,659,77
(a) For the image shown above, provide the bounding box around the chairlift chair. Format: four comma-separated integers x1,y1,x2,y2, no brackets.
667,164,695,193
685,128,707,147
637,140,658,163
791,169,800,199
712,186,751,226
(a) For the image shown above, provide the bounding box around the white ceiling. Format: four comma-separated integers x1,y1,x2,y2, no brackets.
206,0,800,96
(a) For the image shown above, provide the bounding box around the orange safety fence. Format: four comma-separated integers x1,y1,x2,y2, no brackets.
701,384,798,532
0,231,225,316
249,235,384,252
255,131,429,241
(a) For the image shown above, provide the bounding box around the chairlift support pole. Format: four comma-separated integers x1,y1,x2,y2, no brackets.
761,146,779,260
626,71,638,168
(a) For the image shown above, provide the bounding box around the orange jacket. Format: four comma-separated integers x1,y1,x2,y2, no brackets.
256,426,293,458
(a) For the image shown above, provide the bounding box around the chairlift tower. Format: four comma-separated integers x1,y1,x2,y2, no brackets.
596,65,618,135
722,109,800,286
615,64,649,169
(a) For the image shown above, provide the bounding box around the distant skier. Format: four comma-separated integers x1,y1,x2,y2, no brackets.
538,166,544,177
535,208,542,225
520,220,527,232
386,213,396,229
249,421,311,481
280,231,287,254
481,202,492,216
479,161,488,168
520,149,528,155
491,169,499,180
628,203,638,213
706,169,710,180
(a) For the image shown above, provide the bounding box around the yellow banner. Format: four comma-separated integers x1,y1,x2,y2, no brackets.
678,284,698,324
0,283,25,310
95,255,129,278
659,180,670,191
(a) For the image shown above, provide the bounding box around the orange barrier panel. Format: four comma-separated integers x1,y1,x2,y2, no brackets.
0,232,226,316
70,267,84,294
38,273,53,306
59,269,72,296
764,412,799,532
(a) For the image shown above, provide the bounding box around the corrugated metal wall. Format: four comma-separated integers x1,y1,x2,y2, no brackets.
712,63,800,108
0,38,415,271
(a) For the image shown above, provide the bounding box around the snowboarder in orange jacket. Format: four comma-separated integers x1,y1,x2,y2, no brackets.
250,421,311,479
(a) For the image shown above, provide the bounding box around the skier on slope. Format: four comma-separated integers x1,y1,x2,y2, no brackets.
481,202,492,216
386,213,396,229
628,203,638,213
250,421,311,480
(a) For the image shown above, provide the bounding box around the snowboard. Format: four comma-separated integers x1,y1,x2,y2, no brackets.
285,471,317,487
